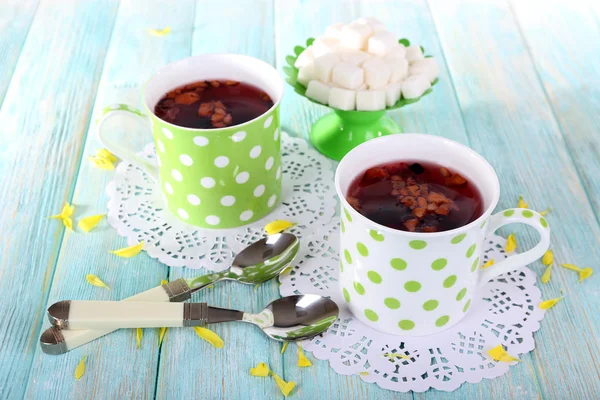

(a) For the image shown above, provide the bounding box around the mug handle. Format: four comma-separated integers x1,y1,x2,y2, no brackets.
479,208,550,284
96,103,159,181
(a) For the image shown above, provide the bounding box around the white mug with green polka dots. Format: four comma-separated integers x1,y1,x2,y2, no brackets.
97,54,283,228
336,134,551,336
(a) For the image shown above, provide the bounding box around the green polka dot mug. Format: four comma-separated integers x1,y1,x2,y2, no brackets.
335,134,551,336
97,54,284,228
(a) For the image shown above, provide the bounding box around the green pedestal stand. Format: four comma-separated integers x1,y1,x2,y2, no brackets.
309,110,402,161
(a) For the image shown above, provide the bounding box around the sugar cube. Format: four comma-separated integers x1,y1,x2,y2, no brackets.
324,23,345,39
367,32,397,56
354,17,386,32
294,46,314,68
362,59,391,89
409,58,439,83
401,74,430,99
341,23,373,50
329,87,356,110
338,49,371,66
387,58,409,83
332,62,364,89
384,45,407,61
313,53,341,83
406,45,425,62
297,64,315,87
305,80,332,105
384,82,402,106
313,37,341,58
356,89,386,111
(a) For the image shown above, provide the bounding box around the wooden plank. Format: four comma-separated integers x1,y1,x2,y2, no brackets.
21,1,196,399
154,1,285,399
0,1,119,398
427,0,600,398
0,0,39,105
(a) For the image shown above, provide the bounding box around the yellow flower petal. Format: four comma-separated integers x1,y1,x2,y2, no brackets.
88,155,115,170
193,327,224,348
249,362,270,377
539,296,563,310
482,259,495,269
488,345,520,362
517,196,528,208
136,328,143,349
541,265,552,284
85,274,110,289
539,208,551,216
280,342,288,354
561,263,580,272
63,217,74,231
78,214,104,233
359,371,369,376
147,26,171,36
74,355,87,380
384,353,411,359
161,279,168,286
110,241,144,258
578,267,593,283
50,203,74,220
97,148,117,163
505,233,517,253
542,250,553,266
271,372,296,397
158,327,168,346
297,344,312,367
264,220,295,235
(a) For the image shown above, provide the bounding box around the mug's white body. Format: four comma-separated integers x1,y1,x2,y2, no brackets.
336,134,549,336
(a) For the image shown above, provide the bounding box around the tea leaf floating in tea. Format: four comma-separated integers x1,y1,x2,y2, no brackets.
487,345,520,362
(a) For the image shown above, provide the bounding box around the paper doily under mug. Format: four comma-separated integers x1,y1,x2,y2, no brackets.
106,132,336,270
279,220,545,393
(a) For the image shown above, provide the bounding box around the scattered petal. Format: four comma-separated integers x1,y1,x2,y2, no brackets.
505,233,517,253
297,344,312,367
539,208,551,216
264,220,295,235
482,259,495,269
271,372,296,397
74,356,87,380
49,203,75,231
147,27,171,36
541,265,552,284
249,362,270,377
97,148,117,163
88,155,115,170
136,328,143,349
517,196,528,208
384,353,411,359
193,327,224,348
540,296,563,310
110,241,144,258
561,263,580,272
160,279,168,285
85,274,110,289
359,371,369,376
542,250,553,266
488,345,520,362
280,342,288,354
578,267,593,283
158,327,168,346
62,217,73,231
78,214,104,233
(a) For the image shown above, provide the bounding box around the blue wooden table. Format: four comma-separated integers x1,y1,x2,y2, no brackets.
1,0,599,398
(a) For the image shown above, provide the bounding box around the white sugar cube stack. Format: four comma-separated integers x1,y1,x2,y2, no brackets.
298,17,439,110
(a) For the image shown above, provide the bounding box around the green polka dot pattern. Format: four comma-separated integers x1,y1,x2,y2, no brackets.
463,299,472,313
409,240,427,250
431,258,447,271
466,244,476,258
354,281,365,295
344,250,352,264
522,210,533,218
344,208,352,222
443,275,457,288
148,108,281,228
404,281,422,292
390,258,407,271
451,233,466,244
435,315,450,327
343,288,350,302
367,270,382,284
364,309,379,322
423,300,439,311
369,230,384,241
504,209,514,217
471,257,479,272
456,288,467,301
384,297,400,309
357,242,369,257
398,320,415,330
540,217,548,228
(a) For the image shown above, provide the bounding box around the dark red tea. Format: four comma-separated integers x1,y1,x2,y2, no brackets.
347,161,483,232
154,80,274,129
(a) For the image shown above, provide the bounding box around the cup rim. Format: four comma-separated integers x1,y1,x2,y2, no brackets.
141,53,284,133
335,133,501,238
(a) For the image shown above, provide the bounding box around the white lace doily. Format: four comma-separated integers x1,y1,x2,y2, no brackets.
106,132,336,270
280,220,545,392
